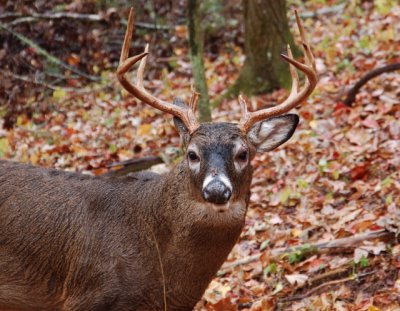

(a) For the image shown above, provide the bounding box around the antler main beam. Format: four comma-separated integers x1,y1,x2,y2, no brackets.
238,10,318,133
117,8,200,134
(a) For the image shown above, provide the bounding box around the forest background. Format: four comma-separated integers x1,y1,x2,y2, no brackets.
0,0,399,309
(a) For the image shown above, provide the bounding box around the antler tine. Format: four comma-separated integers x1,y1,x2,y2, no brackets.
119,8,134,65
136,43,149,90
116,8,200,134
188,84,199,111
294,10,316,71
238,94,248,115
295,10,306,46
287,44,299,100
189,85,200,112
295,9,317,75
238,10,318,133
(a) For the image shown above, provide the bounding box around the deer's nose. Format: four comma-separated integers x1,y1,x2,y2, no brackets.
202,180,232,205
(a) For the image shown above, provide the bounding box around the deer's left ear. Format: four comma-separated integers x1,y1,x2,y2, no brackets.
173,97,191,147
247,114,299,152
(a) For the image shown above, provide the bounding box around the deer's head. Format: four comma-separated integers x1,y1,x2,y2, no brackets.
117,8,317,212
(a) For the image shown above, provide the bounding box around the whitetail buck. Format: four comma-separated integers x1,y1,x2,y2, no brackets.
0,8,317,311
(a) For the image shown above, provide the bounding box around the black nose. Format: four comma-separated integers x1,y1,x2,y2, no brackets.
202,180,232,205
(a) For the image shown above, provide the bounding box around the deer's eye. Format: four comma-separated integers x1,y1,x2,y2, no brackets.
188,151,200,162
236,150,248,162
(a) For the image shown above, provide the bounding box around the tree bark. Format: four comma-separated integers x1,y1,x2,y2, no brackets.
219,0,297,103
187,0,211,122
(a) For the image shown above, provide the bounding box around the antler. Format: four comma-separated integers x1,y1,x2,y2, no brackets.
117,8,200,134
238,10,318,133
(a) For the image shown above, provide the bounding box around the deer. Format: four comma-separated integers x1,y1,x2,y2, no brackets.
0,8,317,311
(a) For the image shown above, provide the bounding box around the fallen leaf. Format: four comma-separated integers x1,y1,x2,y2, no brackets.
354,248,369,263
350,164,368,180
137,124,152,136
285,274,309,286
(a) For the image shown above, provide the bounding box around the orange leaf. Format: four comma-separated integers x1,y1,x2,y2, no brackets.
67,53,80,66
208,297,237,311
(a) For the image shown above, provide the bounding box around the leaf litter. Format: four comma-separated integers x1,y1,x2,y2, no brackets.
1,0,400,310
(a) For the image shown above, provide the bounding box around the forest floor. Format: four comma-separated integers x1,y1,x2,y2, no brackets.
1,1,399,310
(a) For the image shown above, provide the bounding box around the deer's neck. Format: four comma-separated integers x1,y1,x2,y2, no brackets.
149,163,248,308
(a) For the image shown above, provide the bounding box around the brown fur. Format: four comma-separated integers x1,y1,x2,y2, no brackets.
0,123,253,311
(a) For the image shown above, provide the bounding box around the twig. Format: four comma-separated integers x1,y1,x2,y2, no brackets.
0,70,89,93
281,271,375,303
0,12,171,30
121,20,171,31
7,17,39,26
0,22,100,81
291,262,353,294
344,63,400,106
0,12,102,21
304,266,350,287
221,229,392,271
1,70,59,91
302,271,374,297
296,3,346,19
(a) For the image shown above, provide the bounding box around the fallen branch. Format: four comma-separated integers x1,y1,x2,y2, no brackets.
0,22,100,81
103,156,164,177
289,262,353,296
250,268,373,306
1,70,59,91
3,11,103,22
221,229,393,271
0,70,89,93
281,271,374,302
297,3,346,19
344,63,400,106
301,270,374,298
121,20,171,31
0,12,171,30
46,12,99,21
303,266,350,287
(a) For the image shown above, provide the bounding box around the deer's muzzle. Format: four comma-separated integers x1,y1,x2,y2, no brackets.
202,178,232,205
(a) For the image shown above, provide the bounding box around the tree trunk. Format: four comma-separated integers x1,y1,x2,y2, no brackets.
221,0,297,102
187,0,211,122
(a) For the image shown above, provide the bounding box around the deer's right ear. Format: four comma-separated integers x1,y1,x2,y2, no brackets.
247,114,299,152
173,98,191,146
174,116,190,136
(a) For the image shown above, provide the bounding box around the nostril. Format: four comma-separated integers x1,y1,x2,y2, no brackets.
202,181,231,205
223,188,232,201
203,189,210,201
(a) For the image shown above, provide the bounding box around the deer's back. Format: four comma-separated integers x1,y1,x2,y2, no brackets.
0,160,164,310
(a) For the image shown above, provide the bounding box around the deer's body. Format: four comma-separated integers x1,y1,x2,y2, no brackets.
0,153,248,311
0,8,317,311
